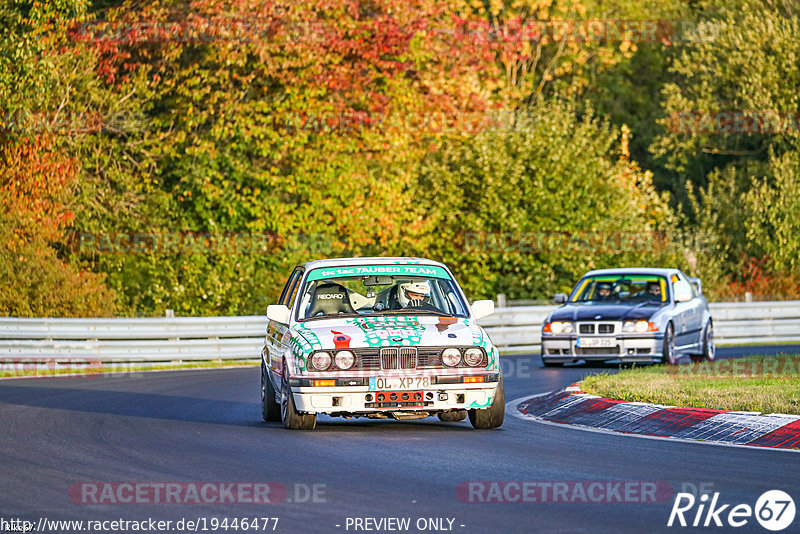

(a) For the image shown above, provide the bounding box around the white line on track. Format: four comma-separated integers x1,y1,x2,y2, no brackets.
506,393,800,455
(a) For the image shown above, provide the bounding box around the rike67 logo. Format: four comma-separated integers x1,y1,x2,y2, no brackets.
668,490,796,531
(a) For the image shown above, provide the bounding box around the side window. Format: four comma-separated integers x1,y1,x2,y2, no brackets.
284,270,304,310
278,269,302,306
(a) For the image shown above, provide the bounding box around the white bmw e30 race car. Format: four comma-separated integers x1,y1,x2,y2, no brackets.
260,257,504,430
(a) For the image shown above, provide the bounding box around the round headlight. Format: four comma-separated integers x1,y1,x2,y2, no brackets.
442,348,461,367
334,350,355,370
550,321,564,334
635,320,649,333
464,348,484,366
622,321,634,332
310,351,332,371
562,322,574,333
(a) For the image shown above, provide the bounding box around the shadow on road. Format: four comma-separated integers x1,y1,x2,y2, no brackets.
0,384,482,432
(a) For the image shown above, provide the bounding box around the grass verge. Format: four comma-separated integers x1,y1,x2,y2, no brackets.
581,355,800,415
0,359,259,379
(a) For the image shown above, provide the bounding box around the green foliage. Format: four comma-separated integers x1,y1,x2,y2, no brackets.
688,149,800,299
413,98,679,299
653,1,800,296
5,0,800,317
0,219,115,316
747,150,800,275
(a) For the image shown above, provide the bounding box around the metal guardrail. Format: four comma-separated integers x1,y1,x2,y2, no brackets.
480,301,800,353
1,301,798,361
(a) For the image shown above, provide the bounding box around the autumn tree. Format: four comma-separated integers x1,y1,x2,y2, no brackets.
0,0,116,316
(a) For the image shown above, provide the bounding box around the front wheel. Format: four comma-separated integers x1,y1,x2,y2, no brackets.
280,365,316,430
660,323,677,365
468,376,504,429
261,363,280,422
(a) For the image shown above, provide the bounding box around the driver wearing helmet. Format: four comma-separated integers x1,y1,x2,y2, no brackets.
646,281,662,300
595,282,613,300
397,280,433,308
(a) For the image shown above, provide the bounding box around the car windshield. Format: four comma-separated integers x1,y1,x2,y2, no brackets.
296,265,470,321
571,274,668,304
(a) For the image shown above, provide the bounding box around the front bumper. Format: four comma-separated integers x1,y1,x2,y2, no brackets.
541,335,664,364
291,380,498,415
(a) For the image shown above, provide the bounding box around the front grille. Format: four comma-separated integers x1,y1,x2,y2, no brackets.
400,347,417,369
579,324,595,334
417,348,441,368
358,350,380,370
575,346,620,355
380,347,417,370
598,324,615,334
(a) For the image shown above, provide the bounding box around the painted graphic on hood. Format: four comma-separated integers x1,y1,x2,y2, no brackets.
331,330,351,349
348,316,425,347
290,324,324,371
289,315,498,370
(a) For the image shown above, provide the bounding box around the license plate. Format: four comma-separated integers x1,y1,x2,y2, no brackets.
576,337,616,348
369,376,431,390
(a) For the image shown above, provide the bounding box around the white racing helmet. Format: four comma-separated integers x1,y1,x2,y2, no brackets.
398,280,432,308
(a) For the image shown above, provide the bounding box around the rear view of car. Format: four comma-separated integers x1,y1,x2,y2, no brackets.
260,257,504,429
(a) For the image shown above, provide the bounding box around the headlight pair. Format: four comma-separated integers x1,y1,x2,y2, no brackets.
544,321,574,334
623,320,658,333
309,350,355,371
442,347,486,367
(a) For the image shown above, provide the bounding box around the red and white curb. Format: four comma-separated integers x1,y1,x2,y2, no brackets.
509,383,800,452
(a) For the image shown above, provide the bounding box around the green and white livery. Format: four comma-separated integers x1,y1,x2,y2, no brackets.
261,257,504,430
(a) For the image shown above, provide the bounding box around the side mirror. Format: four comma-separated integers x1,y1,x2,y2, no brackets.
673,281,693,303
266,304,291,324
688,276,703,295
471,300,495,320
553,294,567,304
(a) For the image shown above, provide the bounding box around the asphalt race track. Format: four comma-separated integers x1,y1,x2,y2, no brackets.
1,346,799,534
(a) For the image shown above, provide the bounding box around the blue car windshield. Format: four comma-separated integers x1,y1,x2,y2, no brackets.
571,275,668,304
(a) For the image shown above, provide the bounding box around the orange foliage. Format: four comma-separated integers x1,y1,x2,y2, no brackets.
0,135,78,246
717,256,800,301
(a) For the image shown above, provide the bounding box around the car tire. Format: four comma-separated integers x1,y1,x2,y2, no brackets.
280,364,316,430
660,323,677,365
702,321,715,361
468,376,504,429
261,363,281,422
438,410,467,422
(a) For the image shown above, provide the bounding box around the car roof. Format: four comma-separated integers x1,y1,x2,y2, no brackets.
300,257,447,270
580,267,682,277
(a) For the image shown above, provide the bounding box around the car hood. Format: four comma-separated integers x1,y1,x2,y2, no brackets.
548,302,667,322
291,315,484,350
